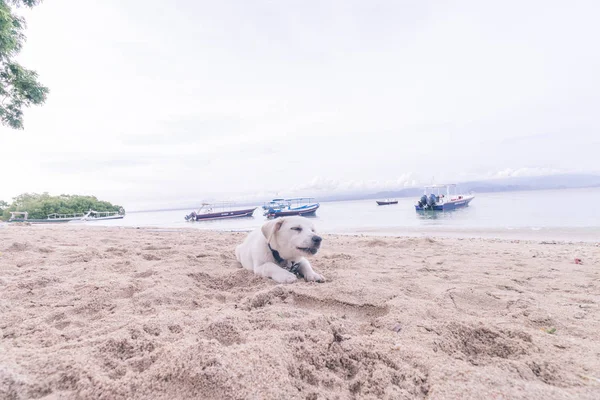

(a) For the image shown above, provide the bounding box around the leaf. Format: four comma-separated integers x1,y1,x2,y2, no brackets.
0,0,47,129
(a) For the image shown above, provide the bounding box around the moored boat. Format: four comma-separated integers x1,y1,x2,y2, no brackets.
8,211,85,224
264,198,319,219
414,184,474,211
376,199,398,206
262,198,286,211
8,209,126,223
185,203,256,221
82,209,125,221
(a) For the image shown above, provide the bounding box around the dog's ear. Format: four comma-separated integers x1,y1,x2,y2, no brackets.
261,218,284,243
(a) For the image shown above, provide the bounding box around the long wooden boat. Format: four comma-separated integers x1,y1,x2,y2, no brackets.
8,210,125,223
8,212,85,224
185,203,256,221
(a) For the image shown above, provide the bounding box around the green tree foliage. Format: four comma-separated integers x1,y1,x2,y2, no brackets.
0,199,8,209
0,0,48,129
1,193,124,220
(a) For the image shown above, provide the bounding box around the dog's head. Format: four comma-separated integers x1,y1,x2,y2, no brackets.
262,216,322,260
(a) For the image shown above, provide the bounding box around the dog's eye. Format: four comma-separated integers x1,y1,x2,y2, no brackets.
291,227,302,232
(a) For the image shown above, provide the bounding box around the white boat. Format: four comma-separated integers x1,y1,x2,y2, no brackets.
47,213,87,221
415,184,474,211
82,209,125,221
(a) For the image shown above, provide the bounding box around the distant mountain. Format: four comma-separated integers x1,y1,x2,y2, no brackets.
324,173,600,202
132,174,600,211
460,174,600,193
319,188,422,202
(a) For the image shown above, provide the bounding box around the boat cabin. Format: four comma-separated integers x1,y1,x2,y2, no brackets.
416,184,474,211
423,184,466,203
286,198,317,208
9,212,28,221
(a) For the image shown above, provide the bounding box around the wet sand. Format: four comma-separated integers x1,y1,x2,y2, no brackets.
1,225,599,399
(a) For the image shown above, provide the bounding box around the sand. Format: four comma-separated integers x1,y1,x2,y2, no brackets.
0,225,599,399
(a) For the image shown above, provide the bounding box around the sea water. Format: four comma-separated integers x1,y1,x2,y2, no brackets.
85,187,600,242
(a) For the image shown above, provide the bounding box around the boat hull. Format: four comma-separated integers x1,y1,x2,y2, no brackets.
84,215,125,221
8,218,76,224
266,204,319,219
415,196,474,211
376,201,398,206
189,208,256,221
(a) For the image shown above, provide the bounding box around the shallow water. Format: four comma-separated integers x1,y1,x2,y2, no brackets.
81,187,600,242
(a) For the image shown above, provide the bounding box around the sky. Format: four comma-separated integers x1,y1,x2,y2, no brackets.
1,0,599,210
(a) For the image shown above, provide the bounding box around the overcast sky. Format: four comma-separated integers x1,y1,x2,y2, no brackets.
1,0,598,209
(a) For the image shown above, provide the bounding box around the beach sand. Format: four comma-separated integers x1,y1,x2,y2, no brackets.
1,225,599,399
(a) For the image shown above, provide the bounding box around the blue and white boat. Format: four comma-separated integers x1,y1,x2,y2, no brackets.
262,198,287,212
263,197,319,218
415,184,474,211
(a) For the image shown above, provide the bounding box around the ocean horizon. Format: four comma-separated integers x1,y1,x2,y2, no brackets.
36,187,598,243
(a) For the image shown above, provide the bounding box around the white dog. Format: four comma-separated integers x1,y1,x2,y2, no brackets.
235,216,325,284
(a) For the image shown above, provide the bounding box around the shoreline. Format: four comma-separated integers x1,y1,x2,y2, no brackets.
2,221,599,244
1,225,599,399
336,226,600,243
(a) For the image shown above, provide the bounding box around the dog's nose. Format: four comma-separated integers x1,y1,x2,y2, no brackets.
312,235,322,244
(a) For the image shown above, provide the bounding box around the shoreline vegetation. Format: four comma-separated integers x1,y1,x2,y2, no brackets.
0,193,123,221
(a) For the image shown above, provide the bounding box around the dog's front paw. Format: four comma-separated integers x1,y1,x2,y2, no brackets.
273,271,298,284
305,272,326,283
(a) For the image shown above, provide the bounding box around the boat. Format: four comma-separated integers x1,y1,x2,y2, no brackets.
376,199,398,206
8,209,126,223
263,198,319,219
82,209,125,221
414,184,474,211
262,198,286,211
185,202,256,221
8,211,86,224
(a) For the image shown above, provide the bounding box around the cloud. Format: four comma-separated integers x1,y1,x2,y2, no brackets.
2,0,598,211
489,167,565,179
121,114,248,146
286,174,418,196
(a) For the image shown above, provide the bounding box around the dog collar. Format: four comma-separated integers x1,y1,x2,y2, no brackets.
268,244,302,277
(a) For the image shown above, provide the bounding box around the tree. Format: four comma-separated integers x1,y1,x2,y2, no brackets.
0,199,8,209
0,0,48,129
1,193,124,220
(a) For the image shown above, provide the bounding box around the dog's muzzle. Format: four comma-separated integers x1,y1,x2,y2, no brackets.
298,235,322,255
